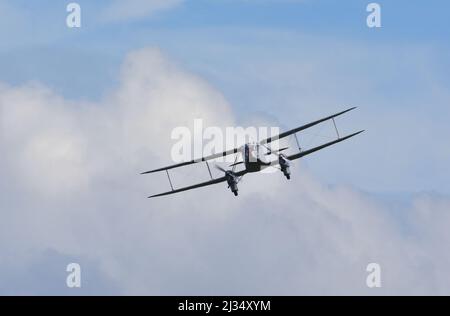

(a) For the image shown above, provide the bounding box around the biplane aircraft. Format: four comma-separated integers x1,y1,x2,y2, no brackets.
142,107,363,198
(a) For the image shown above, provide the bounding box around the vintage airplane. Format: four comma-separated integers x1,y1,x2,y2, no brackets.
142,107,363,198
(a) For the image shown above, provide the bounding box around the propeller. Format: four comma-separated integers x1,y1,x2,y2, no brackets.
231,152,240,173
264,146,289,156
215,164,244,187
215,164,232,188
215,164,228,173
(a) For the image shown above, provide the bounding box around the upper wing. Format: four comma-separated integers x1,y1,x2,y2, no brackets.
148,170,247,198
141,147,241,174
286,130,364,161
260,107,357,145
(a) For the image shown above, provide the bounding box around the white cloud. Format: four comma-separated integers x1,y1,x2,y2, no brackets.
101,0,184,23
0,48,450,295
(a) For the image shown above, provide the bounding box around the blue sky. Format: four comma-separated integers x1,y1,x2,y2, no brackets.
1,1,450,295
2,0,449,97
1,1,449,196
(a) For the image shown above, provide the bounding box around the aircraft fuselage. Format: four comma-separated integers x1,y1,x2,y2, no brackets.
243,143,271,173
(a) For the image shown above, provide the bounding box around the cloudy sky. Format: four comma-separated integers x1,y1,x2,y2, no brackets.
0,0,449,295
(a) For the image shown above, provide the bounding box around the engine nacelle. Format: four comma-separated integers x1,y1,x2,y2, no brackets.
279,155,291,180
225,171,239,196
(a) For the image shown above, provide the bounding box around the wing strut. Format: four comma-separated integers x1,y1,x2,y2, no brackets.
286,130,364,161
332,118,340,139
166,170,174,191
206,161,213,180
260,106,356,145
294,133,302,151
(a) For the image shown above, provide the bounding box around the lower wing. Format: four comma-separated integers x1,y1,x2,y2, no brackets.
286,130,364,161
148,170,247,198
